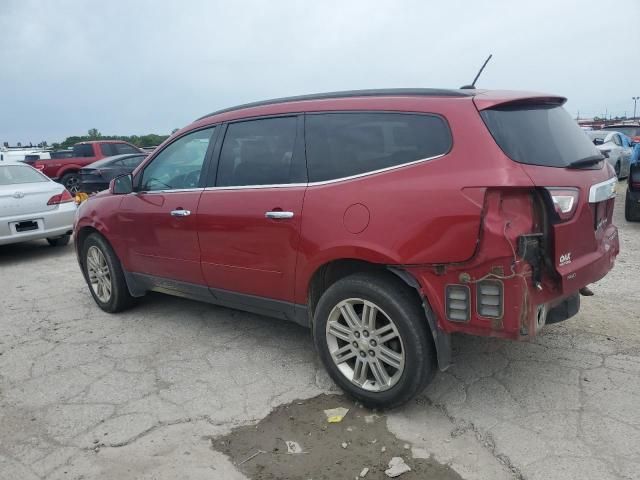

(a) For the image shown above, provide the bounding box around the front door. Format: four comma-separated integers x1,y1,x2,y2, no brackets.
119,127,216,285
197,116,306,303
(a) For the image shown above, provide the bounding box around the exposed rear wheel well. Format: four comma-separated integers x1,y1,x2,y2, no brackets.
307,259,423,319
307,259,448,369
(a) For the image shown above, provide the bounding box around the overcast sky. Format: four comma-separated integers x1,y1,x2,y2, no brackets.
1,0,639,145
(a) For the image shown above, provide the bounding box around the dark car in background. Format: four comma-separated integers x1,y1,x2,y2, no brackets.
626,163,640,221
78,153,147,194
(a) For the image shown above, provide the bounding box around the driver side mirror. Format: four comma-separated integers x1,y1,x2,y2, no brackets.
593,138,604,146
110,173,133,195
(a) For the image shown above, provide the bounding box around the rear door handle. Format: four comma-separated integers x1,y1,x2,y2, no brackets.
170,209,191,217
265,211,294,219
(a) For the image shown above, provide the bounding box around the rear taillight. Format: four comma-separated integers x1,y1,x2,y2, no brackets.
35,165,45,171
47,189,74,205
546,188,579,221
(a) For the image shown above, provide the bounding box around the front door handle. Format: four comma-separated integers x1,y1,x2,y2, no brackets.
265,211,294,219
170,209,191,217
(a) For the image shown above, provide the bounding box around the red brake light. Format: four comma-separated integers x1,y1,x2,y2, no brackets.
47,189,74,205
546,188,579,221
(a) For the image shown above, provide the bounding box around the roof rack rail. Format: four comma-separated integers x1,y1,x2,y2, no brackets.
197,88,472,120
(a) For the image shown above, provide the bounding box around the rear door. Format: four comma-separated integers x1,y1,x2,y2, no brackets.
196,115,306,305
478,101,618,291
118,127,217,285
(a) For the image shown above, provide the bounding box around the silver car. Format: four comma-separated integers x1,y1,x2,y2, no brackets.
0,164,75,246
586,130,633,178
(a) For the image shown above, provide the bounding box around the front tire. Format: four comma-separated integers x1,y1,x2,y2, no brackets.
313,273,435,409
81,233,135,312
46,234,70,246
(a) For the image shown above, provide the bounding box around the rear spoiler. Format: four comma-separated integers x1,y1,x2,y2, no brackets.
473,91,567,111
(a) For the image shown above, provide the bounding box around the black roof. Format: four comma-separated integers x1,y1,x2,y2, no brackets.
197,88,474,120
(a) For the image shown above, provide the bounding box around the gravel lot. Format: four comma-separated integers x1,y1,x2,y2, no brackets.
1,184,639,480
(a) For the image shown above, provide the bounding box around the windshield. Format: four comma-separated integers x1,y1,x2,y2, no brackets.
0,165,49,185
480,104,601,167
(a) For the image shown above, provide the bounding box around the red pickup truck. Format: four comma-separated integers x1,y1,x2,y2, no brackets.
34,141,142,193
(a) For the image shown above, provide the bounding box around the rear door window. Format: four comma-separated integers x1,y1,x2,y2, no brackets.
115,143,140,154
100,144,116,156
216,117,298,187
72,144,96,158
480,104,601,168
305,113,451,182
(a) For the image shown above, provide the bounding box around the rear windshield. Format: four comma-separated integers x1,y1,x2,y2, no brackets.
480,104,601,168
0,165,48,185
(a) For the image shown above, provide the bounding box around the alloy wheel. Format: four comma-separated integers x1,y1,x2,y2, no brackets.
65,175,80,194
325,298,405,392
86,246,112,303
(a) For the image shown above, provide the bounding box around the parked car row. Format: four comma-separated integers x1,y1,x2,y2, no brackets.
33,140,143,194
586,130,633,178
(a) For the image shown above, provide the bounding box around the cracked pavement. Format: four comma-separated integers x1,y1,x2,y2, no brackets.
1,190,639,479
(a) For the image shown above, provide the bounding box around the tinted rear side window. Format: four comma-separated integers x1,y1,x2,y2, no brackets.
216,117,298,187
306,113,451,182
480,104,601,168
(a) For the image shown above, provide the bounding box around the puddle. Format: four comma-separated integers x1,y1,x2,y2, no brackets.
213,394,462,480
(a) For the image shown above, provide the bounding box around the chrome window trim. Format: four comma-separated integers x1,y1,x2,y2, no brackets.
135,187,205,195
203,152,445,191
588,176,617,203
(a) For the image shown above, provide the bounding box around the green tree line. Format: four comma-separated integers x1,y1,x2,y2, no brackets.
51,128,178,150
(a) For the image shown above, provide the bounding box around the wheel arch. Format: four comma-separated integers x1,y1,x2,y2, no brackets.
75,225,145,298
305,258,451,370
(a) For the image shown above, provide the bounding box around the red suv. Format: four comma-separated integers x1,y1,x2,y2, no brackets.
74,88,619,407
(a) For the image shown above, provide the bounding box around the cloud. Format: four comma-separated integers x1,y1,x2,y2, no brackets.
1,0,639,144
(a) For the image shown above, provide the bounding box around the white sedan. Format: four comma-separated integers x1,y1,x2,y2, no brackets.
0,164,76,246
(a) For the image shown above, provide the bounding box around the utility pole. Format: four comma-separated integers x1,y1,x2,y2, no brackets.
633,96,639,120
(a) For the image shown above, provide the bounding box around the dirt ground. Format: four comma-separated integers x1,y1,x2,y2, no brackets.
0,181,638,480
216,394,462,480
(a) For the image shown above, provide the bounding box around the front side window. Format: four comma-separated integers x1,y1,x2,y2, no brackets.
140,128,214,191
306,113,452,182
613,135,622,147
216,117,298,187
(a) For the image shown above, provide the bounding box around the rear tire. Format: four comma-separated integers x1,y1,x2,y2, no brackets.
61,172,80,194
46,234,70,247
313,272,436,409
81,233,135,313
625,190,640,222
